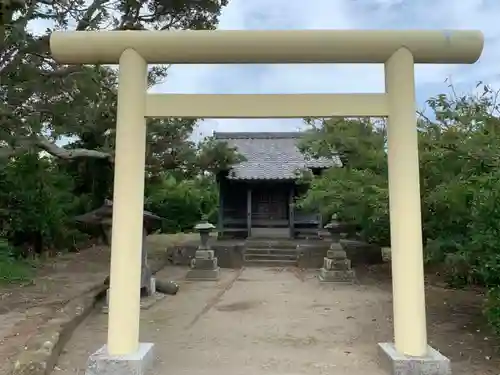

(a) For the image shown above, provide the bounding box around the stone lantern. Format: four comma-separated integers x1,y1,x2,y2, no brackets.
186,215,220,281
324,213,343,243
194,215,215,250
318,214,356,282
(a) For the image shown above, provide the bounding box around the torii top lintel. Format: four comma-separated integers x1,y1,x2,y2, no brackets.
49,29,484,65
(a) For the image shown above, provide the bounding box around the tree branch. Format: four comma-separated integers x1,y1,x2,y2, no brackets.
417,110,433,124
0,135,113,161
36,135,113,161
37,65,82,77
76,0,108,30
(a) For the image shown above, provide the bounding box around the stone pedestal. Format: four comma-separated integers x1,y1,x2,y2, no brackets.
378,343,451,375
318,242,356,282
186,249,220,280
85,343,155,375
141,276,156,297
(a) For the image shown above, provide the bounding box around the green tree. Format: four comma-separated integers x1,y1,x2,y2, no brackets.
298,118,390,245
1,0,229,160
0,152,82,256
1,0,240,214
145,173,218,233
298,83,500,334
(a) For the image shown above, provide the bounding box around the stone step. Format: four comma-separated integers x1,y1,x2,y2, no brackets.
244,253,298,261
244,259,297,267
245,240,299,250
244,250,298,267
245,247,299,256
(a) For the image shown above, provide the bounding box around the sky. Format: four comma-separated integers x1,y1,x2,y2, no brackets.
29,0,500,141
148,0,500,139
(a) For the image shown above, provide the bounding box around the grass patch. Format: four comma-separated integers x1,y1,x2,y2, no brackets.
0,254,34,284
0,238,34,284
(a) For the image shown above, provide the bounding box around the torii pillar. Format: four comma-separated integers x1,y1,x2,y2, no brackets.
49,29,483,375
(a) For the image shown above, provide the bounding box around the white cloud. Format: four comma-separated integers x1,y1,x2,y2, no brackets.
155,0,500,138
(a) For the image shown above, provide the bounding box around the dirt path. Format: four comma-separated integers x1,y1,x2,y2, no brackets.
0,246,111,375
52,266,500,375
0,233,196,375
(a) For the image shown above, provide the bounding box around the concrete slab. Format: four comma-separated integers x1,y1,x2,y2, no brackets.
378,343,451,375
85,343,154,375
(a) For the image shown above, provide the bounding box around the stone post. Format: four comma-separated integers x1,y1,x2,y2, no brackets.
140,227,155,296
318,215,355,282
186,216,220,280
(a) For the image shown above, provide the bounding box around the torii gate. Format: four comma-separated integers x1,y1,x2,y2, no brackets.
50,29,483,374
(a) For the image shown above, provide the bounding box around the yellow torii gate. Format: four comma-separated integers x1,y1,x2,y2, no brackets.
50,29,483,375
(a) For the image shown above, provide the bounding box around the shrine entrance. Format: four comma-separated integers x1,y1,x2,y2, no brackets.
49,28,483,371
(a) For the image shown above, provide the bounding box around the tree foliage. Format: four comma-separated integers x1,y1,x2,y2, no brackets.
298,83,500,333
298,118,389,245
1,0,228,160
0,152,83,255
0,0,240,284
145,173,218,233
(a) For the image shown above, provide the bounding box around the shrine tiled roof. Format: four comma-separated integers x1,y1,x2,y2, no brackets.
214,132,341,180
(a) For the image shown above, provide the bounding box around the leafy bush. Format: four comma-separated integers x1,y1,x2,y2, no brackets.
0,153,82,256
298,118,390,246
145,173,218,233
485,287,500,335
